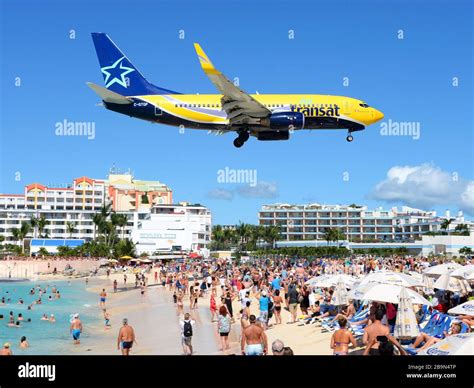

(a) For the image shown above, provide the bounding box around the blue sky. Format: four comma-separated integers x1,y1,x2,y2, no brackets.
1,0,473,223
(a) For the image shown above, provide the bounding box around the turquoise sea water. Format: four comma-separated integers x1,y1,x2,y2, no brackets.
0,279,102,355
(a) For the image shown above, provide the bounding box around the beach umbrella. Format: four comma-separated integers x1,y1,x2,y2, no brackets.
448,300,474,316
433,274,472,294
120,255,134,260
308,274,356,289
450,265,474,281
358,271,423,287
418,333,474,355
359,283,432,305
332,277,350,306
394,287,420,339
305,274,330,286
141,259,152,264
108,259,119,263
423,262,462,277
347,283,377,300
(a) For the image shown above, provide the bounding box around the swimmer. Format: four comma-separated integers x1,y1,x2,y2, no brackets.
20,336,29,349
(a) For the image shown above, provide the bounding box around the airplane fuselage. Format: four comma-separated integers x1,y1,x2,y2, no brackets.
105,94,382,133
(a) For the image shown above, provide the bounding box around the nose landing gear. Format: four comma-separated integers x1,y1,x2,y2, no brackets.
233,130,250,148
346,133,354,142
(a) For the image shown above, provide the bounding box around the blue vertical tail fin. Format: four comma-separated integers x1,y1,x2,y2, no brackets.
91,32,180,96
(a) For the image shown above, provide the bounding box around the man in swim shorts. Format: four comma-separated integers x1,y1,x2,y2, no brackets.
70,313,82,345
117,318,136,356
241,315,268,356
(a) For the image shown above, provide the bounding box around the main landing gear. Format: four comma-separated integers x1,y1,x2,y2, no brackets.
233,130,250,148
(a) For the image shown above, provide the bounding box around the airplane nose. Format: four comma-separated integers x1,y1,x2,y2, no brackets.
373,109,384,122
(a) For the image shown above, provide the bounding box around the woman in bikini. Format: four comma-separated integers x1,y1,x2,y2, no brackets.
272,290,284,325
330,316,357,355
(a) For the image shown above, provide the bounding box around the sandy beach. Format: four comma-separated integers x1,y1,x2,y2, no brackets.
80,271,336,355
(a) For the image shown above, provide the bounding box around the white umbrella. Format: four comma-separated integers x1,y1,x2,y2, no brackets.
423,262,462,277
450,265,474,281
332,277,349,306
311,274,356,289
418,333,474,355
394,287,420,339
358,271,423,287
360,283,432,305
433,274,472,294
347,283,377,300
448,300,474,316
305,274,330,286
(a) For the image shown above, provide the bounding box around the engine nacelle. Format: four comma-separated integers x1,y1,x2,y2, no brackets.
260,112,304,130
257,130,290,141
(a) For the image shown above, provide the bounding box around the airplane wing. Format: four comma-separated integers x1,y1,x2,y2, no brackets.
194,44,270,126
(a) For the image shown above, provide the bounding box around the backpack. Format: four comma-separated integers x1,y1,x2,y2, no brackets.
219,316,230,333
183,320,193,337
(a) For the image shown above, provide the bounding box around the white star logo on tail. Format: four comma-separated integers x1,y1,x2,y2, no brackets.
101,56,135,89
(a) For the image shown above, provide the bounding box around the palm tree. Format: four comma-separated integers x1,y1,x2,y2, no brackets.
236,222,252,249
16,221,31,254
454,223,469,235
263,225,281,249
30,216,39,238
333,228,346,247
11,228,21,245
211,225,224,243
119,214,129,239
37,216,48,237
66,221,75,238
323,228,334,246
223,228,236,247
441,218,454,235
92,213,103,240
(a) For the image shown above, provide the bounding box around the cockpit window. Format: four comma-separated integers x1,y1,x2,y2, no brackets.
359,103,370,108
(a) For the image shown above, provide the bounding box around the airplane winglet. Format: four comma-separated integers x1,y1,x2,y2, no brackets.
194,43,219,75
86,82,132,104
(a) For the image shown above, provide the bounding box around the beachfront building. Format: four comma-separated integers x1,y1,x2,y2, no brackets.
259,203,472,242
107,173,172,212
0,173,172,244
130,202,212,255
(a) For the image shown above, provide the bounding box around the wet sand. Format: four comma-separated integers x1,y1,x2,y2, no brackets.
83,276,235,355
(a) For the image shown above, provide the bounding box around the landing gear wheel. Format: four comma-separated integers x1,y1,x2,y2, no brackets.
233,137,245,148
346,134,354,142
240,131,250,142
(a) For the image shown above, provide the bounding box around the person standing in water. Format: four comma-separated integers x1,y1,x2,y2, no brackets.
100,289,107,310
117,318,136,356
70,314,83,345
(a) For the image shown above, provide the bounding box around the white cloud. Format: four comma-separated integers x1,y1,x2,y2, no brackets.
236,181,279,199
207,188,234,201
370,163,474,215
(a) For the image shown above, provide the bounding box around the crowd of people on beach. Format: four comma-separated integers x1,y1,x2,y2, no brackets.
1,253,473,356
151,254,473,355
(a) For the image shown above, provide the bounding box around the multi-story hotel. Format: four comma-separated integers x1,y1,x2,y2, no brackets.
131,202,212,255
0,173,172,243
259,203,471,242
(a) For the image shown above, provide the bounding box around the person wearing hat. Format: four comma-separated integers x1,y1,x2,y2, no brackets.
257,289,270,328
70,313,82,345
0,343,12,355
271,339,285,356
